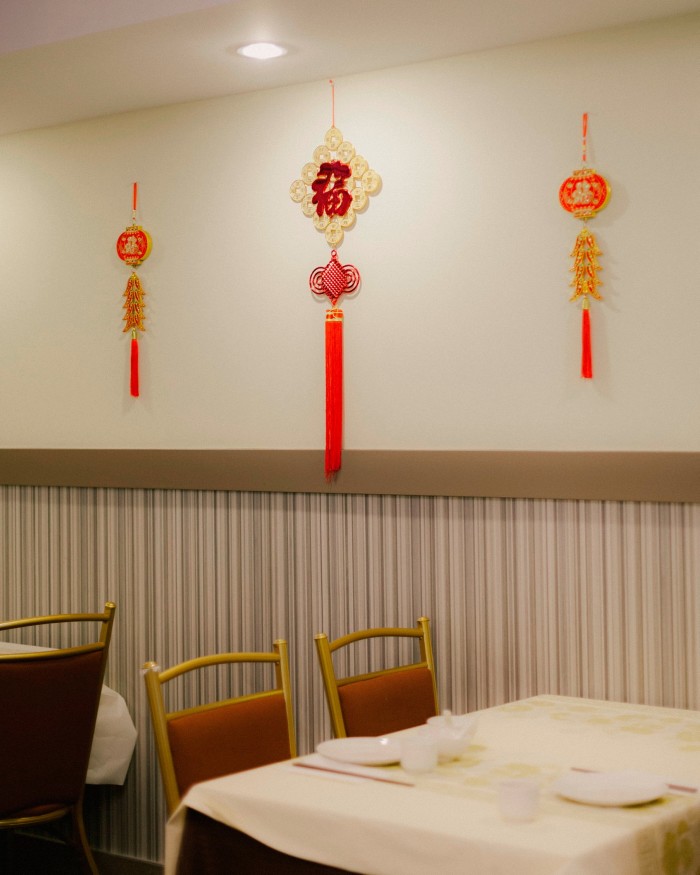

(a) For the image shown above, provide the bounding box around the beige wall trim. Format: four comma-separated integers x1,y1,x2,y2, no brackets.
0,449,697,502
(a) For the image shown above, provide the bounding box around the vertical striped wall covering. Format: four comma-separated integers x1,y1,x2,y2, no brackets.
0,486,698,863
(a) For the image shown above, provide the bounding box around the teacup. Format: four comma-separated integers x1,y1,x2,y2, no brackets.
419,712,478,762
400,735,438,774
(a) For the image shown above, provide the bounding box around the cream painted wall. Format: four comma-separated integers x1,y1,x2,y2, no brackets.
0,13,698,450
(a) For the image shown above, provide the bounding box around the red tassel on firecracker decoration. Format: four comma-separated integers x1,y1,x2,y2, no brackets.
325,308,343,479
581,299,592,379
130,331,140,397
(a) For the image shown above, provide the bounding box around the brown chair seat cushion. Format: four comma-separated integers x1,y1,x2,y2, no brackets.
168,692,292,797
338,666,437,736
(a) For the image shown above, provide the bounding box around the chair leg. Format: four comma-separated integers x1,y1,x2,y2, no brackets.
70,806,99,875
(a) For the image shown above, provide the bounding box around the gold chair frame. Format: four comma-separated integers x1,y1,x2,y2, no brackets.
143,640,296,815
314,617,438,738
0,601,116,875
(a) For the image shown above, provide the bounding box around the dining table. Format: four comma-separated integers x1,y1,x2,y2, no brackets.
165,694,700,874
0,639,137,785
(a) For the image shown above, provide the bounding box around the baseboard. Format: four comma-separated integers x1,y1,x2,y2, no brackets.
95,848,163,875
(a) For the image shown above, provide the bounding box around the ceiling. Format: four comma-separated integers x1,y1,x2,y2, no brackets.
2,0,700,136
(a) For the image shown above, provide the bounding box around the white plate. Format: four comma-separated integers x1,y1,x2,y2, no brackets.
552,771,667,807
316,737,402,766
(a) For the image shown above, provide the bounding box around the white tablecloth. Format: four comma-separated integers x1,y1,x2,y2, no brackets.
166,695,700,875
0,640,137,785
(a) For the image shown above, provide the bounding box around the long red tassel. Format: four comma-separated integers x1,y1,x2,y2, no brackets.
581,299,592,379
130,330,140,397
325,308,343,478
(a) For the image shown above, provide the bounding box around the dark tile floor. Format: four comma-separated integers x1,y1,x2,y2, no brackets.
1,833,162,875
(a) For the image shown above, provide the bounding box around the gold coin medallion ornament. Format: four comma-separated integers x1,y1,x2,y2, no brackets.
290,92,380,248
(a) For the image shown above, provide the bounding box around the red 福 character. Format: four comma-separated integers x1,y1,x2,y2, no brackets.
312,161,353,218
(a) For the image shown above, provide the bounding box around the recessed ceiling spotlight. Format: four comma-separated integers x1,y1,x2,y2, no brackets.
236,42,287,60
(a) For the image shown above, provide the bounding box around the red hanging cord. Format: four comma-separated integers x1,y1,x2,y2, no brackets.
581,299,593,379
582,112,588,164
329,79,335,128
130,329,140,397
325,308,343,478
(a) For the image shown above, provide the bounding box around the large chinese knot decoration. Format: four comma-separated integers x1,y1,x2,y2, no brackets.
116,183,151,397
559,113,611,379
290,82,381,478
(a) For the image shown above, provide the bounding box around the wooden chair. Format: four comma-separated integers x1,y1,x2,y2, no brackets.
0,602,117,875
143,640,296,815
314,617,438,738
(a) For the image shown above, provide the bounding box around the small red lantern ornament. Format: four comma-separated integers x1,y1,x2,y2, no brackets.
291,82,380,478
116,183,151,397
559,113,610,379
559,169,610,220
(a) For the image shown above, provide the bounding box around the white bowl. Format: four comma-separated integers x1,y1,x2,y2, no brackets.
420,713,478,761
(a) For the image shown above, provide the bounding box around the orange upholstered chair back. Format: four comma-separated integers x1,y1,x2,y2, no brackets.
143,640,296,815
315,617,439,738
337,666,437,737
167,693,293,799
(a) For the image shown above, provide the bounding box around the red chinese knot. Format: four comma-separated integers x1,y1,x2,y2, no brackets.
309,249,361,306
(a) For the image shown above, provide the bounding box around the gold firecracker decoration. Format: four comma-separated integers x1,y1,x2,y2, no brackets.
123,273,146,333
569,229,603,303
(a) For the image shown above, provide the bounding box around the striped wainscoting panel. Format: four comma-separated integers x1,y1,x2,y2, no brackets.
0,486,698,863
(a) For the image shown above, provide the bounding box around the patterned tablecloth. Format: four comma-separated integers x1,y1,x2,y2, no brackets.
166,695,700,874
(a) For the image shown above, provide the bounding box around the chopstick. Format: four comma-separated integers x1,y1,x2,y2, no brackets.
293,761,412,787
571,767,697,795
